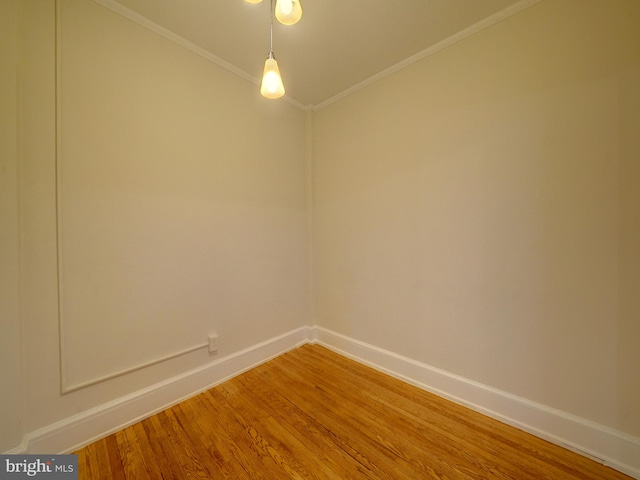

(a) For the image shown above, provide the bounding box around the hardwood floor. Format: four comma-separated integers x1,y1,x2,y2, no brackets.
75,344,630,479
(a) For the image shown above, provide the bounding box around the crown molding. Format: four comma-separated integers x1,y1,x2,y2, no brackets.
91,0,309,111
92,0,541,112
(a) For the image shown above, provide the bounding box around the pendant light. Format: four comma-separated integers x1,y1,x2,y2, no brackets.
275,0,302,25
245,0,302,26
260,0,285,98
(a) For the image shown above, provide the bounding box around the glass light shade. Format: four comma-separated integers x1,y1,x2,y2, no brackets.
244,0,263,3
260,56,285,99
275,0,302,25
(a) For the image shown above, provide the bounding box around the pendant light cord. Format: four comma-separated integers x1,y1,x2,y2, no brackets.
269,0,274,54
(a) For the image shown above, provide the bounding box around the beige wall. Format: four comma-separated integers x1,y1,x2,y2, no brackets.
8,0,308,443
3,0,638,456
56,0,308,391
313,0,640,436
0,0,23,453
618,58,640,436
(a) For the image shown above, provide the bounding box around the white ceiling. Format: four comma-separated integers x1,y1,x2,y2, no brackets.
98,0,535,109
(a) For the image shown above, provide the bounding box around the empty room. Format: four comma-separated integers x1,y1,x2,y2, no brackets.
1,0,638,478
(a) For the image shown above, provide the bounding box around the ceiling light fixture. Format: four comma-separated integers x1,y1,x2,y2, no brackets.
275,0,302,26
260,0,284,99
246,0,301,99
245,0,303,25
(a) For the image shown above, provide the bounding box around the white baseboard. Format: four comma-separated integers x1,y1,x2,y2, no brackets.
311,326,640,479
9,324,639,479
14,326,311,455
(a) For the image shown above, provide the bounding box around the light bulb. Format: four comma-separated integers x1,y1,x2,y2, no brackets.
275,0,302,25
279,0,293,15
260,55,285,99
244,0,262,3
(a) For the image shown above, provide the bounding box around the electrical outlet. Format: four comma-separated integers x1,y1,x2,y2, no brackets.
208,333,218,353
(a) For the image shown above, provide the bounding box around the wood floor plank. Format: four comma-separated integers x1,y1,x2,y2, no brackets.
300,345,621,479
254,357,424,480
75,344,633,480
140,414,185,480
158,408,213,479
285,347,554,479
92,440,112,478
173,397,250,479
302,352,513,480
191,391,270,480
80,441,101,479
114,427,152,480
229,372,372,480
237,366,390,479
271,351,480,479
217,378,328,479
246,362,400,480
103,435,126,480
203,387,295,478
